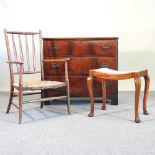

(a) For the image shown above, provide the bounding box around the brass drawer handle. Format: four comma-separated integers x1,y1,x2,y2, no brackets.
51,63,60,69
103,63,109,68
102,45,110,50
51,45,60,51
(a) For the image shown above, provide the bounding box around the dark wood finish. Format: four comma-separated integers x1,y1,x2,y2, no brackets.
43,37,118,104
87,68,150,123
44,57,117,76
44,76,117,97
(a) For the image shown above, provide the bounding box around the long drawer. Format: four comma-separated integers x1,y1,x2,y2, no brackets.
43,40,117,58
44,76,118,97
43,57,117,76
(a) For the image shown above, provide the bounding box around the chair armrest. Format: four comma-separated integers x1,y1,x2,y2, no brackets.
7,61,24,65
42,58,70,63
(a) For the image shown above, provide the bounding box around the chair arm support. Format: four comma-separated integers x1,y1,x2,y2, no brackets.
7,61,24,65
7,61,24,83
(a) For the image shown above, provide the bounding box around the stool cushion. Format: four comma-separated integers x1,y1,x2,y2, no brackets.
91,68,147,80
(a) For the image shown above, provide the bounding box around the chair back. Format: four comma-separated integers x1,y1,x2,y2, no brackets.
4,29,43,83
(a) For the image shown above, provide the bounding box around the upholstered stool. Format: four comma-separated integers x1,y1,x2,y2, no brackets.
87,68,150,123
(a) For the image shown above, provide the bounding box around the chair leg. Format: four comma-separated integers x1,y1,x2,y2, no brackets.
134,77,141,123
143,74,150,115
101,79,106,110
18,87,23,124
6,87,14,113
40,102,44,109
66,81,71,115
40,90,44,109
87,76,94,117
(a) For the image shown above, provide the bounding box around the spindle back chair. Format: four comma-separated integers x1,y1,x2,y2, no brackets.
4,29,70,124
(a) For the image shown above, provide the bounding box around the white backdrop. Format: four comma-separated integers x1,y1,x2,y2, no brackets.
0,0,155,91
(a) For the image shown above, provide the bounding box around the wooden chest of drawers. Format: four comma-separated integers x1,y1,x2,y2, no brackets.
43,37,118,105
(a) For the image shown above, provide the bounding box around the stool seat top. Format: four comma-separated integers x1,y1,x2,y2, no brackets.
93,68,146,74
90,68,148,80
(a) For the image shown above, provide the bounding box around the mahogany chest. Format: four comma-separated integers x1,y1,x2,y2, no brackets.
43,37,118,105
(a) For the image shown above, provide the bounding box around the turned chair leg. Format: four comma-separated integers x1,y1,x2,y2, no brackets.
40,102,44,109
6,87,14,113
87,76,94,117
134,77,141,123
40,90,44,109
66,81,71,115
101,79,106,110
143,74,150,115
18,87,23,124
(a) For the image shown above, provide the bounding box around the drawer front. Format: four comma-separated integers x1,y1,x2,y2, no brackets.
43,57,95,76
95,57,117,69
93,79,118,96
89,40,117,57
44,57,117,76
43,39,117,57
43,60,65,76
43,40,69,58
69,41,89,56
69,58,95,76
44,76,118,97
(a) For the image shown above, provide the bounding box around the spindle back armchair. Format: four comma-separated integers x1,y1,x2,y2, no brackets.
4,29,70,124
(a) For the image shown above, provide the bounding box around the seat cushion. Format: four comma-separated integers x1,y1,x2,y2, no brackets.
93,68,140,75
91,68,148,80
13,80,66,90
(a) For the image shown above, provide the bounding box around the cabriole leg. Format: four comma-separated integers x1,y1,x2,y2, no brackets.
143,74,150,115
101,79,106,110
87,76,94,117
134,77,141,123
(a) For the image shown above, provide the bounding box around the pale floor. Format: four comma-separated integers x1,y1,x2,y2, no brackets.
0,91,155,155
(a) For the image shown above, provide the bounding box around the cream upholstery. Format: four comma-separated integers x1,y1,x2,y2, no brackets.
93,68,147,75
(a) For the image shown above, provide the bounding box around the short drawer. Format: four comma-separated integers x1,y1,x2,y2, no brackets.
43,40,69,57
90,40,117,57
95,57,117,69
43,60,65,76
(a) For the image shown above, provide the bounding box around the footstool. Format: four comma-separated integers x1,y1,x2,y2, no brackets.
87,68,150,123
